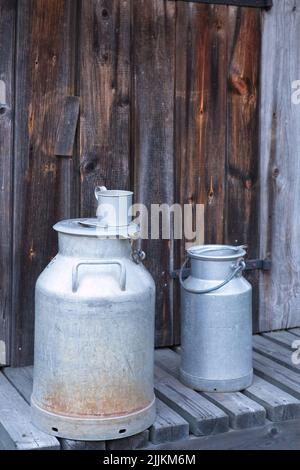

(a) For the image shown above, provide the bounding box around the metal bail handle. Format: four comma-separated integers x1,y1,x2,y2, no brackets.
179,258,246,295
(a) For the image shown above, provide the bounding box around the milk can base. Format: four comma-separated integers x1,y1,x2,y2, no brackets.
31,397,156,441
180,369,253,392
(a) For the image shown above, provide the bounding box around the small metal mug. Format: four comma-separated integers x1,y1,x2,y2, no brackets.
94,186,133,228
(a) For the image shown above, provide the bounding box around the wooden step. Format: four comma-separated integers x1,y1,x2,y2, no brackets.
149,399,189,445
253,335,300,373
155,366,229,436
0,372,59,450
253,351,300,399
262,330,300,349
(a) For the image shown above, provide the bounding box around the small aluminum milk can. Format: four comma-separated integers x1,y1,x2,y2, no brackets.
179,245,253,392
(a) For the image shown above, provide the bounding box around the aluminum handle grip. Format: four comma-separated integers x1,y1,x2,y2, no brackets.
72,260,126,293
179,258,246,295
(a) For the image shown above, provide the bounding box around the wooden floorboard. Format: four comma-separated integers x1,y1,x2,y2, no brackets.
1,330,300,450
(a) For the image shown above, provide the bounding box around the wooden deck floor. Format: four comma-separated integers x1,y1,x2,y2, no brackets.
1,328,300,450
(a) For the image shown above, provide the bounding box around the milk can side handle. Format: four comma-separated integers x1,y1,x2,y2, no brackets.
179,258,246,295
72,260,126,293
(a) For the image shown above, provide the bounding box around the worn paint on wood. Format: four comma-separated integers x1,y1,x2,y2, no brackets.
132,0,176,347
79,0,131,217
12,0,78,366
0,0,16,365
259,0,300,332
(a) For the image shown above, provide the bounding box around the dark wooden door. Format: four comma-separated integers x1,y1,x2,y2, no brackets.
0,0,265,366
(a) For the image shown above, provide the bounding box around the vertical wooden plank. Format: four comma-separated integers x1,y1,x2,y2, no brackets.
79,0,131,217
12,0,78,366
0,0,16,365
173,2,229,343
259,0,300,331
226,6,261,330
132,0,176,347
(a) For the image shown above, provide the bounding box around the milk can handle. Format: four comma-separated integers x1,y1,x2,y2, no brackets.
72,259,126,293
179,258,246,295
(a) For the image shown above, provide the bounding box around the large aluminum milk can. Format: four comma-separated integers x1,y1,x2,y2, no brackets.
180,245,253,392
31,194,156,441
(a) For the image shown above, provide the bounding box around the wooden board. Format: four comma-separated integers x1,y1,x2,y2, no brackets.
262,330,300,349
225,5,261,331
0,0,16,365
132,0,176,347
155,348,267,430
259,0,300,331
202,391,266,429
3,366,33,404
0,372,59,450
155,366,229,436
12,0,78,366
54,96,80,157
244,375,300,421
148,418,300,451
290,329,300,337
173,2,228,343
253,334,300,372
149,399,189,445
253,351,300,399
79,0,131,217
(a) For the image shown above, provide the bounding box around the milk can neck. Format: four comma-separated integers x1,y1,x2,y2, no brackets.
58,233,131,258
190,258,239,281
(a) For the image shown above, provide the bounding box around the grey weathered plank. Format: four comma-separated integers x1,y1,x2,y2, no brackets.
253,335,300,372
0,372,59,450
54,96,80,157
3,366,33,404
290,329,300,337
259,0,300,331
253,351,300,399
155,366,229,436
244,375,300,422
149,399,189,445
148,418,300,451
156,348,266,430
60,439,105,450
262,331,299,349
0,0,16,366
106,431,149,450
202,391,266,430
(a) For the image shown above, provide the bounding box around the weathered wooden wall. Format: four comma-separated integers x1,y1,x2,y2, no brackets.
259,0,300,331
0,0,296,367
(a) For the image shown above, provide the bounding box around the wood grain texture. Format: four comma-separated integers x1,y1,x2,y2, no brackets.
173,2,228,343
226,6,261,331
12,0,78,366
149,398,189,445
0,372,60,450
79,0,131,217
202,391,266,429
0,0,16,365
262,330,300,349
132,0,176,347
253,334,300,372
3,366,33,404
55,96,80,157
259,0,300,331
148,419,300,451
253,351,300,399
244,375,300,422
155,366,229,436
